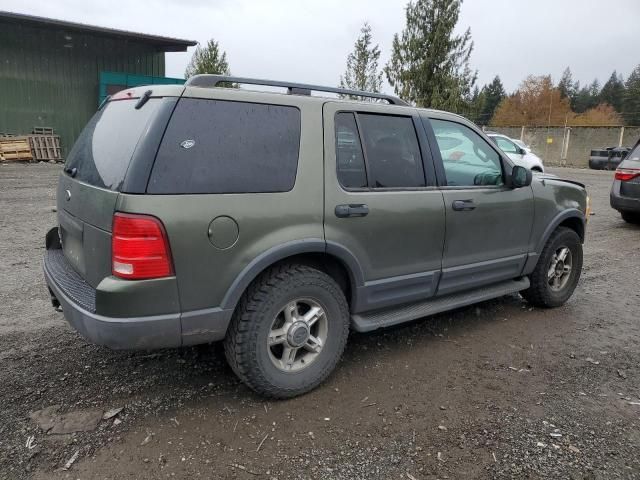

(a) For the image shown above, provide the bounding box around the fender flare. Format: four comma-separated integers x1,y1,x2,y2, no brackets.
535,209,585,254
219,239,364,311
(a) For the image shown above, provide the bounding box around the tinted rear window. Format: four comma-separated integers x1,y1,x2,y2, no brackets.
148,98,301,194
65,99,161,191
358,114,425,188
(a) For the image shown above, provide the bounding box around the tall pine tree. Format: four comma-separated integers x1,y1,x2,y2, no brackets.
599,71,625,112
464,85,485,124
185,39,231,78
481,76,505,125
557,67,578,102
339,23,383,97
573,79,601,113
623,65,640,126
385,0,476,110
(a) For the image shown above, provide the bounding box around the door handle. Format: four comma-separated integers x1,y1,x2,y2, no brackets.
335,204,369,218
452,199,476,211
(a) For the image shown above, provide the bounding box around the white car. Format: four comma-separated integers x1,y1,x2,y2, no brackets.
512,138,532,154
487,133,544,172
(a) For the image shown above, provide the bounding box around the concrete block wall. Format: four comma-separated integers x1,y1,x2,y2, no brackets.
490,126,640,167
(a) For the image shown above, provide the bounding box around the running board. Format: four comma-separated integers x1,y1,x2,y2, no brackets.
351,277,529,332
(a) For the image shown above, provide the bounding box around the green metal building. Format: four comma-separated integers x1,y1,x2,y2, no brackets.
0,11,196,156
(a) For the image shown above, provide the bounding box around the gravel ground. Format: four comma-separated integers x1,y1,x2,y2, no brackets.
0,163,639,479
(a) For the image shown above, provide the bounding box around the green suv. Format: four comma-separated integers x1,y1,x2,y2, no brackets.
43,76,589,398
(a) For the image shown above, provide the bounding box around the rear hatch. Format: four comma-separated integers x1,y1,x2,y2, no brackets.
617,144,640,199
57,88,178,288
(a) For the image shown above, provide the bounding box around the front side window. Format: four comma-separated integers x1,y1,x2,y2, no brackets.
357,114,425,188
148,99,301,194
431,119,503,187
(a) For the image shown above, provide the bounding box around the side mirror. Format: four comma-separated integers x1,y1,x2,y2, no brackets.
518,147,527,155
511,165,532,188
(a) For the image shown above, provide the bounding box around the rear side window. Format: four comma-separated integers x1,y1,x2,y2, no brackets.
65,99,161,191
358,114,425,188
335,112,367,188
148,99,301,194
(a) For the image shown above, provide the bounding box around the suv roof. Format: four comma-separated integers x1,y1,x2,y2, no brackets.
185,74,409,105
114,76,477,128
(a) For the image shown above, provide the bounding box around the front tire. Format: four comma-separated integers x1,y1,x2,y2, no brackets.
224,264,349,398
521,227,583,308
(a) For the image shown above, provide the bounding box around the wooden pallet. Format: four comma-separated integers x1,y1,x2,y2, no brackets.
0,137,33,161
29,135,62,162
32,126,54,135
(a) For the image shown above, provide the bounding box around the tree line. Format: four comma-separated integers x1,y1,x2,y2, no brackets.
183,0,640,127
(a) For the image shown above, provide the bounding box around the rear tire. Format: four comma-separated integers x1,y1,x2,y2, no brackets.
521,227,583,308
621,211,640,224
224,264,349,398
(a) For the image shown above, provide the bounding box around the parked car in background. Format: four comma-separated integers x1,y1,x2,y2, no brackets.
589,147,631,170
43,76,588,398
513,138,532,154
610,140,640,223
487,133,545,172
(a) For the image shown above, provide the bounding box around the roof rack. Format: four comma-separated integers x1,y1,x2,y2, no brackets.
185,75,409,106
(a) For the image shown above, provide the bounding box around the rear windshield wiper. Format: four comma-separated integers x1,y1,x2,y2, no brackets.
135,90,153,110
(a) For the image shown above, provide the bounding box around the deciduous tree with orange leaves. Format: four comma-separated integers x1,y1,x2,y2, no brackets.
491,75,621,126
491,76,572,126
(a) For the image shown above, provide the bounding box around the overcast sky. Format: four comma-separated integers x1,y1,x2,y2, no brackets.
5,0,640,93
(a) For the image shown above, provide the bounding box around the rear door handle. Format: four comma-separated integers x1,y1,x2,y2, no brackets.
452,199,476,211
335,204,369,218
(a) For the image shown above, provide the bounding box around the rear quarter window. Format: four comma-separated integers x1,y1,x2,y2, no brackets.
148,98,301,194
65,99,161,191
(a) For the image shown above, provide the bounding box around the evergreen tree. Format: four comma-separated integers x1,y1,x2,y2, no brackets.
385,0,476,111
339,23,383,97
557,67,578,104
573,79,601,113
463,85,485,124
599,71,625,113
185,39,231,78
623,65,640,126
480,75,505,124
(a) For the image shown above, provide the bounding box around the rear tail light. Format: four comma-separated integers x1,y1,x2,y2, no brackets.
112,213,173,280
614,168,640,182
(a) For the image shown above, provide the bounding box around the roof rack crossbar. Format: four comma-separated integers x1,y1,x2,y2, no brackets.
185,75,409,106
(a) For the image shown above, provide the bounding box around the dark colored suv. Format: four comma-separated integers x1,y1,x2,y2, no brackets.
44,76,589,398
611,139,640,223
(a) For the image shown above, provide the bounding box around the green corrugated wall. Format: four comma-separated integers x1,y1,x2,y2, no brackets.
0,20,166,157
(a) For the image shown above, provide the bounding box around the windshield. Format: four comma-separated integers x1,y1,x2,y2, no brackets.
64,98,160,191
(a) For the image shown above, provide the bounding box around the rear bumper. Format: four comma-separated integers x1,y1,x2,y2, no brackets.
610,181,640,213
44,247,232,349
44,249,182,349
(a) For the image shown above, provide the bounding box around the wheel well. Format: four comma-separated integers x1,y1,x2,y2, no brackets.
260,253,354,307
531,167,543,172
558,216,585,243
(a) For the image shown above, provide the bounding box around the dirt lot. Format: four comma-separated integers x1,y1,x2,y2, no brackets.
0,163,639,480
